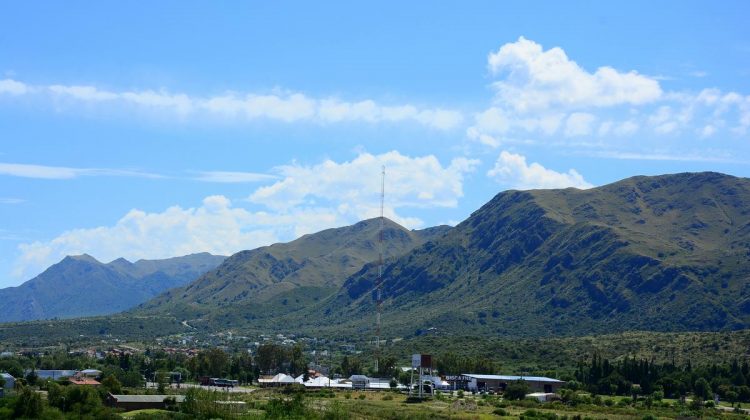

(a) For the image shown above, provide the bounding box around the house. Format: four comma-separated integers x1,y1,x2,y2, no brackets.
107,394,185,411
461,374,564,394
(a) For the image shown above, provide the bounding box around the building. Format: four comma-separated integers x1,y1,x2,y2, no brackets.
350,375,370,390
32,370,78,380
257,373,296,387
107,394,185,411
460,374,564,394
1,373,15,392
69,377,101,386
79,369,102,378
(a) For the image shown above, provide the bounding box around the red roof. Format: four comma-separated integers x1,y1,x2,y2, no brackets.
69,377,101,385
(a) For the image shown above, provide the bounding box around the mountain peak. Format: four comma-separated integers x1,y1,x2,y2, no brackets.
64,254,101,264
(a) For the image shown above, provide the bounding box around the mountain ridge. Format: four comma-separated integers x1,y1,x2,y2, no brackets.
0,252,226,322
312,171,750,337
135,218,451,322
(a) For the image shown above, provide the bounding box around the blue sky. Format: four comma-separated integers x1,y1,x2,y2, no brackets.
1,1,748,287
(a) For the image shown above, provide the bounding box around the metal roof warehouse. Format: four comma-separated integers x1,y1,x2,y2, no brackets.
459,374,565,393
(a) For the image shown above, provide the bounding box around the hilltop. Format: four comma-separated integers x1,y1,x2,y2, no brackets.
135,219,450,325
316,172,750,336
0,253,226,322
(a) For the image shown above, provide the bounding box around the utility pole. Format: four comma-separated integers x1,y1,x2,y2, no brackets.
375,165,385,373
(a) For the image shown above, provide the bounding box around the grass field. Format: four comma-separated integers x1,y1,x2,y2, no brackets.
166,387,750,419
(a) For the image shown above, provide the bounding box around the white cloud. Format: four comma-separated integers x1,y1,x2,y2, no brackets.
13,151,478,281
488,37,662,112
194,171,276,183
699,124,716,138
13,196,282,280
487,151,593,190
0,79,29,95
584,150,746,164
2,78,463,130
564,112,596,137
614,120,639,136
0,162,163,179
250,151,479,215
0,198,25,204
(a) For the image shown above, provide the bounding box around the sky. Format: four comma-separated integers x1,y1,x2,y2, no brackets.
1,1,749,287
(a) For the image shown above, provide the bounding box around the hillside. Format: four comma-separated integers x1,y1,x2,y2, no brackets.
0,253,225,322
313,172,750,337
135,218,450,324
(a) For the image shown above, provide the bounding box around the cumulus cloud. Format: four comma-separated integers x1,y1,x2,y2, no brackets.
468,37,750,153
13,196,280,280
487,37,662,112
564,112,597,137
0,79,29,95
13,151,478,280
0,78,463,130
250,151,479,215
487,151,593,190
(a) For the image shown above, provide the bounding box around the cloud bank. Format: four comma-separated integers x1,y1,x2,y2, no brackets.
13,151,477,280
0,79,463,130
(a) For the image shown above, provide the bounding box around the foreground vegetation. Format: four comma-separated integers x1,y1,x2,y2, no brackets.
3,383,750,419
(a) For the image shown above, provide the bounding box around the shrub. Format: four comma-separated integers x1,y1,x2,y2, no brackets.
494,407,508,416
504,381,530,401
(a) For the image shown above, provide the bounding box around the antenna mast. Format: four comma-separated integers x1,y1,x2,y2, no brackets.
375,165,385,373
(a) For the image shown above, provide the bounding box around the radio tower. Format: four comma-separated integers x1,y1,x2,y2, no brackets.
375,165,385,373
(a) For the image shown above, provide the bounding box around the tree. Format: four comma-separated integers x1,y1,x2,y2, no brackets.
503,380,530,400
120,370,144,388
737,385,750,403
256,344,285,375
156,371,169,393
102,375,122,394
14,387,43,418
23,370,38,387
694,377,712,401
289,344,306,377
377,356,397,378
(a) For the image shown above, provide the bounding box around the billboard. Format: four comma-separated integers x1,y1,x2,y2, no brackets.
411,354,432,368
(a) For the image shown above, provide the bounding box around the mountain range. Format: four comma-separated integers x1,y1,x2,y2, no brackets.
0,253,225,322
2,172,749,341
135,220,450,326
135,171,750,338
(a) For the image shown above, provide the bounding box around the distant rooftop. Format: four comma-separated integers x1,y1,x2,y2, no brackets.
463,374,563,383
110,394,185,403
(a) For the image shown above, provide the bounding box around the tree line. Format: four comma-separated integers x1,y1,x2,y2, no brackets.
574,354,750,404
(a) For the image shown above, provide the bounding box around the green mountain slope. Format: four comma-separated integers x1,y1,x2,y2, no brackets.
316,172,750,337
0,253,225,322
135,219,450,324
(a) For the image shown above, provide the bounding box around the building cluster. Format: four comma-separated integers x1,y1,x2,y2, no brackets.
258,371,399,390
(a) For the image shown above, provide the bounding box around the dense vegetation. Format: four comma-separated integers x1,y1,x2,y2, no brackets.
574,354,750,404
319,172,750,337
